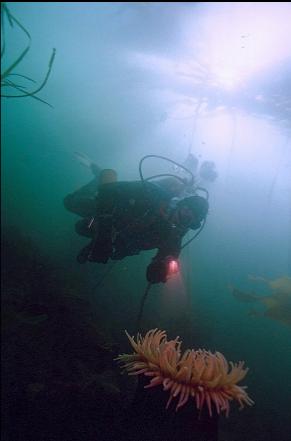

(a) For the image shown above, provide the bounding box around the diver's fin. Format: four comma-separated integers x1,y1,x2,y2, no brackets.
74,151,94,169
74,151,102,177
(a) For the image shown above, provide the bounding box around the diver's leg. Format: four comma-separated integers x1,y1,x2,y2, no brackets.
74,185,117,264
87,214,113,263
77,242,94,264
75,213,113,264
75,218,97,238
73,152,102,176
64,178,99,217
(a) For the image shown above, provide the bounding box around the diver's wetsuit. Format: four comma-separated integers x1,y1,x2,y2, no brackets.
63,161,103,237
64,162,102,219
88,180,187,263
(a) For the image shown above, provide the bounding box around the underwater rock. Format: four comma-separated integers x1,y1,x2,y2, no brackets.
2,226,124,441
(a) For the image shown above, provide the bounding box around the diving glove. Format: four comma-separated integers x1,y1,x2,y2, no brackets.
146,259,168,284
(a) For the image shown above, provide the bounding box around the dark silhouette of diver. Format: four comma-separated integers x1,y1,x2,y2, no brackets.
64,155,209,284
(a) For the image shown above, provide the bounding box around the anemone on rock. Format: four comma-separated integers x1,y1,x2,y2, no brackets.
116,329,254,417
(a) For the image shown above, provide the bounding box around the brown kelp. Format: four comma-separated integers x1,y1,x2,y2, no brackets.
231,276,291,327
1,3,56,107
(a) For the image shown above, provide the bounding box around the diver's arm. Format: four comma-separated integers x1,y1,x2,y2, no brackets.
146,234,182,284
154,240,181,261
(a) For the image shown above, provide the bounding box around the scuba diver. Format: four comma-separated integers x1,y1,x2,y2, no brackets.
199,160,218,183
64,154,209,284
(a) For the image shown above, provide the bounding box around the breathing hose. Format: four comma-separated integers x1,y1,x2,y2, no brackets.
135,282,152,334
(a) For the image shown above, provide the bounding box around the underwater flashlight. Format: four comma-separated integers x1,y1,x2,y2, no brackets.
167,259,179,276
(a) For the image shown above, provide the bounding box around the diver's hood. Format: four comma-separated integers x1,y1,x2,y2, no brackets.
178,195,209,226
